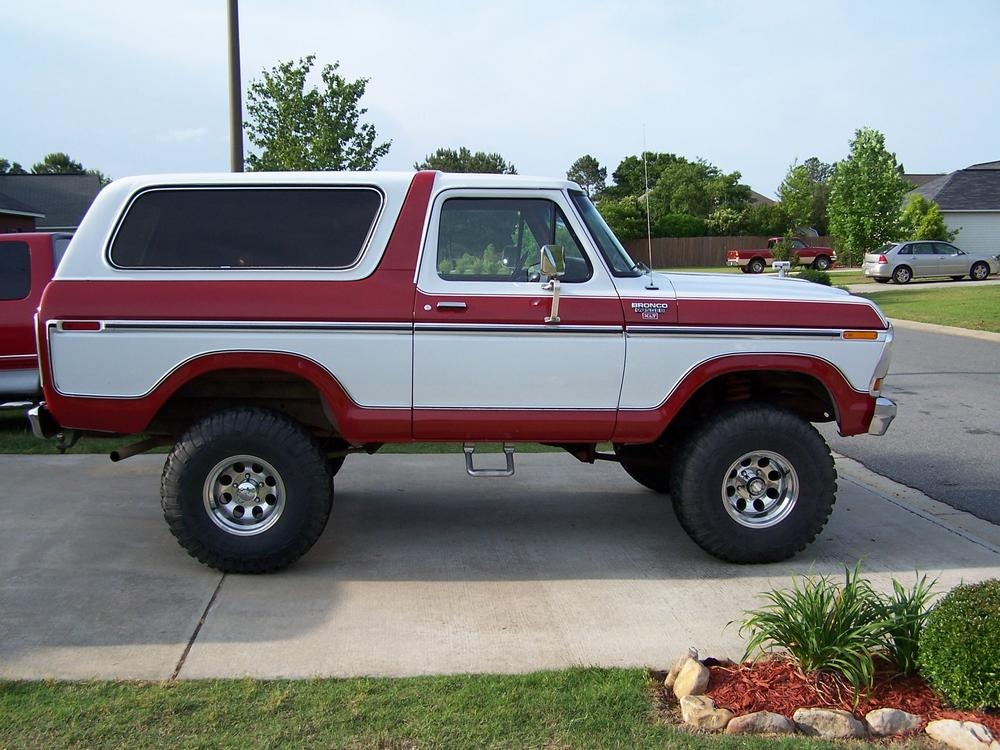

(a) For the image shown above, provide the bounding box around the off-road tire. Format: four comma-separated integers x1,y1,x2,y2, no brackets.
161,407,332,573
670,403,836,563
615,443,671,494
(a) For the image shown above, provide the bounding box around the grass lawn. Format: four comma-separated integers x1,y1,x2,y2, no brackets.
0,670,901,750
658,266,870,286
859,285,1000,333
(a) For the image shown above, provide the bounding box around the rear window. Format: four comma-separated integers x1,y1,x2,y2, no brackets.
0,241,30,300
109,187,382,269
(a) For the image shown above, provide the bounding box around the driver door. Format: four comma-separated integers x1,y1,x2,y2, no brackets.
412,190,625,441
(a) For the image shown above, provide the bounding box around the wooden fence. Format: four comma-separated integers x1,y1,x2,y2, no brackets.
623,236,835,268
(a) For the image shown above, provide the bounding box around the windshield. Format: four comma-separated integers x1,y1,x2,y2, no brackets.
569,191,642,277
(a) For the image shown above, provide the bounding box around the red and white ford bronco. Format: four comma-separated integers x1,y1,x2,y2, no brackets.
31,171,895,572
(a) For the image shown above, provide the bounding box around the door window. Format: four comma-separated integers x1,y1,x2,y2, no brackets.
0,241,30,300
436,198,591,282
912,244,934,255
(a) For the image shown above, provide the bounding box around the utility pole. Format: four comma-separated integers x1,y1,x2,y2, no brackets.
227,0,244,172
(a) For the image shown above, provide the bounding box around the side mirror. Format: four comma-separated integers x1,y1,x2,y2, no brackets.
540,244,565,279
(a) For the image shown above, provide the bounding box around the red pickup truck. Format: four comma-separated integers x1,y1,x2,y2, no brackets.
0,232,70,404
727,238,836,273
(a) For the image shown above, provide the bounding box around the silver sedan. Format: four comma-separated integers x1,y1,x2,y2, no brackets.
862,241,1000,284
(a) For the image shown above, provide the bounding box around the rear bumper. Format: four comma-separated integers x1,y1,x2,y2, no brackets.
868,397,897,436
28,404,61,439
862,262,891,279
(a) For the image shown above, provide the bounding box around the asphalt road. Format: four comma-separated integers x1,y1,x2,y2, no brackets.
821,324,1000,523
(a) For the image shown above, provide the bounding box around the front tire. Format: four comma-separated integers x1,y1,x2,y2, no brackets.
615,443,671,494
670,404,836,563
161,407,333,573
970,261,990,281
812,255,832,271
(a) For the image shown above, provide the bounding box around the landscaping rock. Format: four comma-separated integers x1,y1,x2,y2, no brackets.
664,647,699,689
725,711,796,735
865,707,922,736
925,719,998,750
793,708,867,739
680,695,734,731
672,658,710,700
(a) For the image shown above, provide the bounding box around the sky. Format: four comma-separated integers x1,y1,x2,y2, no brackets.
3,1,998,198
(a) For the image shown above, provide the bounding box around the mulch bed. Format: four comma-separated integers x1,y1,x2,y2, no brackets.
654,658,999,737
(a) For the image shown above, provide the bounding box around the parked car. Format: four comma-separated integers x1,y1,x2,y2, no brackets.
862,241,1000,284
0,232,71,405
727,237,836,274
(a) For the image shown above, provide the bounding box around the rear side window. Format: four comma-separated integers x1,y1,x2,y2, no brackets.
110,187,382,269
0,241,30,300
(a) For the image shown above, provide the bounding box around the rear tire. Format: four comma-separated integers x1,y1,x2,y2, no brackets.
615,443,670,494
749,258,765,274
970,261,990,281
670,404,836,563
892,265,912,284
161,407,333,573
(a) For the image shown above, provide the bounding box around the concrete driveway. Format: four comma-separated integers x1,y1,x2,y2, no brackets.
1,452,998,680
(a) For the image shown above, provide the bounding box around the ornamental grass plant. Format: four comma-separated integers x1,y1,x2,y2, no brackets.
737,565,938,699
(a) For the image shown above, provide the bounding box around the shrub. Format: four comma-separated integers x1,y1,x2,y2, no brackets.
653,212,705,238
872,574,936,675
793,269,832,286
738,564,885,696
918,579,1000,710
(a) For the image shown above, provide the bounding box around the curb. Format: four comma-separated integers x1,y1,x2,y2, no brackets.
833,454,1000,554
886,317,1000,343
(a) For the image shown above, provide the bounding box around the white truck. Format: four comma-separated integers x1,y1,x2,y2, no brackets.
32,171,896,572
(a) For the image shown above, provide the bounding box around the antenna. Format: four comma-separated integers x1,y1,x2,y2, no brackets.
642,126,658,289
642,127,653,269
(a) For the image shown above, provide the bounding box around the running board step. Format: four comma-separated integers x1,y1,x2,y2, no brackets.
463,443,515,477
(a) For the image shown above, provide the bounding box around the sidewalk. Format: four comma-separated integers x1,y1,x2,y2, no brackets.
1,452,997,680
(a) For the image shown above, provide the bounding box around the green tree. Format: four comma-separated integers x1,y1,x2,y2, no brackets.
778,157,833,234
654,212,705,237
415,147,516,174
596,197,647,241
828,128,911,265
899,194,957,241
245,55,391,171
26,152,111,185
648,158,751,219
705,207,746,236
603,152,683,200
566,154,606,198
1,158,27,174
31,152,85,174
743,203,792,236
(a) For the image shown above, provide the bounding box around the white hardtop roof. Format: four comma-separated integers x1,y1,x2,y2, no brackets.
107,171,581,193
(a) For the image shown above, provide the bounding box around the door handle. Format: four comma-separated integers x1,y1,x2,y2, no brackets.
436,301,467,311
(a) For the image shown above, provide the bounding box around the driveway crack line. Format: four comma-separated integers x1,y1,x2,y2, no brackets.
171,573,226,680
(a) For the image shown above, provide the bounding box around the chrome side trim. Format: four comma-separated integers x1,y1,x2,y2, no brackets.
627,326,846,338
868,397,897,436
54,320,412,333
415,323,622,335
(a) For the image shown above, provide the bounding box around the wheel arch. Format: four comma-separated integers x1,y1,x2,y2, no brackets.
614,353,875,443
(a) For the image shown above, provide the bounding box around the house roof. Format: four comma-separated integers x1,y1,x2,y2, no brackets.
0,189,44,218
911,161,1000,211
749,190,775,206
0,173,102,229
904,173,946,188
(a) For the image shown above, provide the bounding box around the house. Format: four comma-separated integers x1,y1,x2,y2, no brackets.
910,161,1000,253
0,173,103,233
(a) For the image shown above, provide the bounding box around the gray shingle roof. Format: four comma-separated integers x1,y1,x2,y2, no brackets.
0,189,44,218
911,162,1000,211
0,173,102,229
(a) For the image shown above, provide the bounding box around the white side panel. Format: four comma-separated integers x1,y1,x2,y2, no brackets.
621,333,888,409
413,331,624,409
49,327,411,407
944,212,1000,254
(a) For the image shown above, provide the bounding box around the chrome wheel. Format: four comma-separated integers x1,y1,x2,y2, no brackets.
721,450,799,528
203,454,285,536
